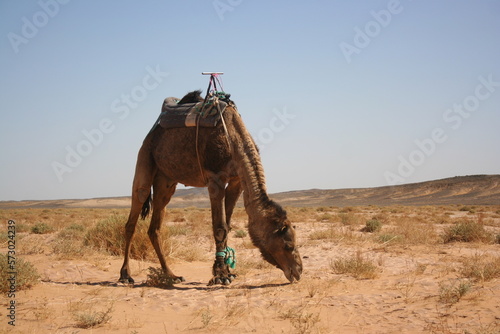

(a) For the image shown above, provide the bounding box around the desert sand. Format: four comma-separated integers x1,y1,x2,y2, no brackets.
1,204,499,334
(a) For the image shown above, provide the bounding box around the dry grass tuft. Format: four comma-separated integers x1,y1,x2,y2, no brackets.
84,214,167,261
380,216,437,245
460,254,500,282
52,223,87,259
309,227,337,240
438,279,472,304
69,299,114,329
278,303,321,334
330,250,379,279
337,212,361,226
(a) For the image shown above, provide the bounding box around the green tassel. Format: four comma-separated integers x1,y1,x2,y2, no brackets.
215,246,236,269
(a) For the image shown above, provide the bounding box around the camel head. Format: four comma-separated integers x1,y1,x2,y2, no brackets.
249,201,303,283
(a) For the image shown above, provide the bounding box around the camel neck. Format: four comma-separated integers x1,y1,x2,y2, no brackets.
228,111,271,214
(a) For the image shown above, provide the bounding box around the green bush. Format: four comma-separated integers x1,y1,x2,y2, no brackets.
442,220,491,243
0,253,40,293
31,222,54,234
362,219,382,233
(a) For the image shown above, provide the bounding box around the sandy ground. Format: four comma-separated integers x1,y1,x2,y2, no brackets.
1,210,500,334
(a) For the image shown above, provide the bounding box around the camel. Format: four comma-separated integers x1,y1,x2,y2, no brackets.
119,90,302,285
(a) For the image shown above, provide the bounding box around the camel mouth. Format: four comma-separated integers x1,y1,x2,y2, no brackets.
284,264,302,283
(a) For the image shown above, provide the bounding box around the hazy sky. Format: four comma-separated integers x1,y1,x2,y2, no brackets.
1,0,499,201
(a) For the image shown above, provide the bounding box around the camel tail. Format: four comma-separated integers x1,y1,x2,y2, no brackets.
140,192,152,220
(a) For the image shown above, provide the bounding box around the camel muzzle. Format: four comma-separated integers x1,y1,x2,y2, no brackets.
284,263,302,283
283,252,303,283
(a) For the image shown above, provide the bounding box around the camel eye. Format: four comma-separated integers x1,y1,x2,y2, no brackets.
275,225,288,234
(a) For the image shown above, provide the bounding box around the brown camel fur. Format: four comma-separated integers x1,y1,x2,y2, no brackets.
119,91,302,285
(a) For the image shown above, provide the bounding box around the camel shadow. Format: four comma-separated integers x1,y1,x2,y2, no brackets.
41,279,290,291
166,281,290,291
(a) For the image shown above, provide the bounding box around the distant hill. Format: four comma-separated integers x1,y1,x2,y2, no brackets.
1,175,499,209
272,175,500,207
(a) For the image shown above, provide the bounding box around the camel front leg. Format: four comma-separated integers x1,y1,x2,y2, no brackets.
225,176,242,231
207,178,234,285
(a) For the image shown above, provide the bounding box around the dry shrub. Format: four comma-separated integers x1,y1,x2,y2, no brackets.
442,220,492,243
166,223,190,236
69,299,114,329
460,254,500,282
17,234,47,255
53,223,87,259
385,217,437,245
183,208,212,237
31,222,54,234
361,219,382,233
32,297,55,321
171,240,208,262
330,250,378,279
337,212,360,226
438,279,472,304
309,227,336,240
309,226,365,244
280,306,321,334
0,253,40,293
316,213,336,222
146,267,175,288
84,214,170,261
339,206,358,213
287,207,315,223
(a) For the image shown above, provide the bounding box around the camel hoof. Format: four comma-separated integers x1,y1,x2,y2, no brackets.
173,276,185,284
208,275,234,286
119,277,135,284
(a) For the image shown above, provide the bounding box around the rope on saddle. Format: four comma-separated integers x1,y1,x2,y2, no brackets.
216,246,236,269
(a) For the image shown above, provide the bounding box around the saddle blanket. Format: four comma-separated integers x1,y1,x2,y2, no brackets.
158,97,227,129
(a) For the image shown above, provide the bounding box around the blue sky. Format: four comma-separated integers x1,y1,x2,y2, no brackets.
1,0,499,201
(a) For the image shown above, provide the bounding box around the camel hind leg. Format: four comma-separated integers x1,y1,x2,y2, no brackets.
119,144,155,284
147,175,184,282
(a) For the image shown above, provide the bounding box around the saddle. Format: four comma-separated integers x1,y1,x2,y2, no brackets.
158,97,227,129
